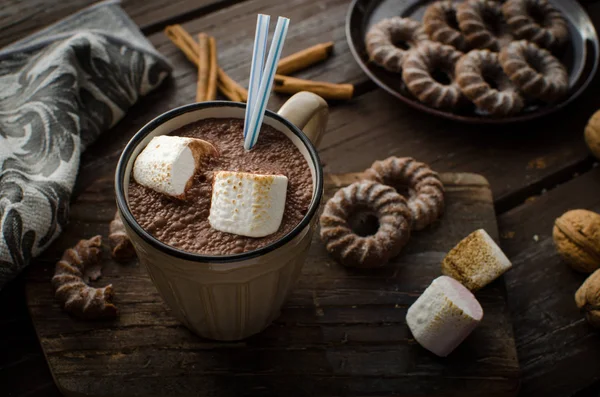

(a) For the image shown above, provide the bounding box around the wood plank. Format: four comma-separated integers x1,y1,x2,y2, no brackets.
0,275,61,397
147,0,365,105
0,0,243,49
75,69,600,211
318,87,600,211
498,168,600,397
26,172,518,397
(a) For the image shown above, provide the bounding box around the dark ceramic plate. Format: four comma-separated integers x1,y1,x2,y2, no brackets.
346,0,599,124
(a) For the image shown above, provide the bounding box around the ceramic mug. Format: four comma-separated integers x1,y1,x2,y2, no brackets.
115,92,328,340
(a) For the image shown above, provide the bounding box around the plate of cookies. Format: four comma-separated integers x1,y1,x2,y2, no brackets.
346,0,599,123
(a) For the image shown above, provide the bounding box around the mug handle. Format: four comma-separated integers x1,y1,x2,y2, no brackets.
277,91,328,148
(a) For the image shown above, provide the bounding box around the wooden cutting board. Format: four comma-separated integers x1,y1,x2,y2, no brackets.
26,172,520,397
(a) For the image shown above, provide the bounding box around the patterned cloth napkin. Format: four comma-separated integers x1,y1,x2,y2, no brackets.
0,0,171,288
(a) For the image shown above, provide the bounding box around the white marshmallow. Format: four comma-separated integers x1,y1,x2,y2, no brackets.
442,229,513,291
406,276,483,357
133,135,217,198
209,171,288,238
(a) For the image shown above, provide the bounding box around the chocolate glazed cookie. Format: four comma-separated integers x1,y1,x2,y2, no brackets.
503,0,569,50
320,181,412,268
52,236,118,320
456,49,524,116
423,1,469,51
457,0,513,51
402,42,465,110
365,17,430,73
499,40,568,102
364,157,445,231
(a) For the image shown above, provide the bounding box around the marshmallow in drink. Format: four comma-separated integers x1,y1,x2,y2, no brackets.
442,229,513,291
406,276,483,357
209,171,288,238
133,135,217,199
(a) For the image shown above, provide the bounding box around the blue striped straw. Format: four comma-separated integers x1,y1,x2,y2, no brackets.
244,16,290,151
243,14,270,140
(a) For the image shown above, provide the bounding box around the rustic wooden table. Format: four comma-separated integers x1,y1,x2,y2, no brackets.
2,0,600,396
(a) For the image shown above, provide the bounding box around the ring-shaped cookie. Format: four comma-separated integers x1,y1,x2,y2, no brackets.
364,157,445,231
499,40,568,102
457,0,513,51
456,49,525,116
423,1,469,51
503,0,569,49
52,236,118,319
402,42,464,109
365,17,430,73
320,181,412,268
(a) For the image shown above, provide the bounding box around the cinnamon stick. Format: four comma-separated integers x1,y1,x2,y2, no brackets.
218,68,247,102
165,25,349,101
217,76,243,102
164,25,248,102
277,42,334,75
207,37,218,100
164,25,199,68
196,33,211,102
273,75,354,100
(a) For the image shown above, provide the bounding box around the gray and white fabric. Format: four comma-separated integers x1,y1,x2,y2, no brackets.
0,0,171,288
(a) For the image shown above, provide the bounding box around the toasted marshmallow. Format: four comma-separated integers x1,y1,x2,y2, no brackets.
442,229,512,291
133,135,217,198
209,171,288,238
406,276,483,357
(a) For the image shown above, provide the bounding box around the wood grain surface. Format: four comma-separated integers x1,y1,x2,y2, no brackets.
25,172,519,397
0,0,246,49
499,168,600,397
2,0,600,396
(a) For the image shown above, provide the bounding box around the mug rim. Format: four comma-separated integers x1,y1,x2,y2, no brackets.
115,101,323,263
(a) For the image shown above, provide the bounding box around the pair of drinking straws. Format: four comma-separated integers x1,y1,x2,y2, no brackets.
243,14,290,150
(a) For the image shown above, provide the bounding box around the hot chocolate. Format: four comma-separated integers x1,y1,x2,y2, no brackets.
127,118,313,256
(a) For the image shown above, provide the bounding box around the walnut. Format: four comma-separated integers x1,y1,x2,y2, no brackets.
575,269,600,328
553,209,600,273
584,110,600,159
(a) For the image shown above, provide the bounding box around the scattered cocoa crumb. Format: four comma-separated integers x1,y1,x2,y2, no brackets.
527,157,548,170
501,231,516,239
